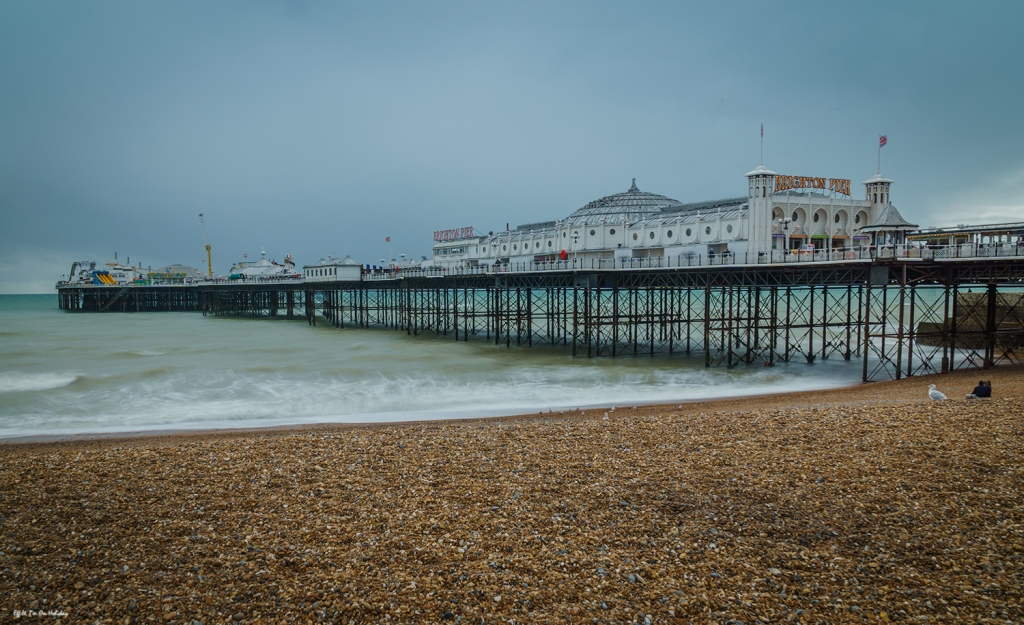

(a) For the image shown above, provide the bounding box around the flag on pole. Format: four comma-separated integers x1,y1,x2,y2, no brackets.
385,236,390,242
244,253,248,258
879,135,887,148
760,123,763,137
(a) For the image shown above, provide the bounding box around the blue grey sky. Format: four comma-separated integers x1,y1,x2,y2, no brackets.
2,1,1022,292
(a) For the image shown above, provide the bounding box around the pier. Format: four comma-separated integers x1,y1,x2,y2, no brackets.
57,254,1024,382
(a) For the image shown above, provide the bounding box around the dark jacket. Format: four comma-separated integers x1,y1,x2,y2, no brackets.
973,384,991,398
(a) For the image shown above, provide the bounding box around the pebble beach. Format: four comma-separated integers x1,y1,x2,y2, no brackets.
2,367,1022,625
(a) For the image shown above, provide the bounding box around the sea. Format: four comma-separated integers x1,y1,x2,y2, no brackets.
0,294,864,439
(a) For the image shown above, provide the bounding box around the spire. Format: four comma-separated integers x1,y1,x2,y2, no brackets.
629,178,639,193
760,123,764,165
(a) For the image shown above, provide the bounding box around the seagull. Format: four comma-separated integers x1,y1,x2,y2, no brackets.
928,384,947,401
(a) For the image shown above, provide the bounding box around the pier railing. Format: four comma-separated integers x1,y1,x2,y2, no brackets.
364,242,1024,279
57,243,1024,289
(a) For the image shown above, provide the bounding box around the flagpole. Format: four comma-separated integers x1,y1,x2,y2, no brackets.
877,136,881,174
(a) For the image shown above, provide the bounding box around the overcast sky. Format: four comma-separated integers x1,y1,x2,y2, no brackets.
2,1,1022,293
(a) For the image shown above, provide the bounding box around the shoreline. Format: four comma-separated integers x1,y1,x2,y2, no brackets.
4,364,1019,448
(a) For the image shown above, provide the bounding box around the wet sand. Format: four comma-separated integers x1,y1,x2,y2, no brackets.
2,366,1022,624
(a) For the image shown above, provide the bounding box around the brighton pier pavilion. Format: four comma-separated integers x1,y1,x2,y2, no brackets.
429,163,914,268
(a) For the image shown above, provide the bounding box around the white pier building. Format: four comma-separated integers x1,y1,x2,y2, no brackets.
430,164,916,268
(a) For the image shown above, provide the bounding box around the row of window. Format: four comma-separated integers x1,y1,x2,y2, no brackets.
307,267,337,277
777,210,865,225
475,225,740,253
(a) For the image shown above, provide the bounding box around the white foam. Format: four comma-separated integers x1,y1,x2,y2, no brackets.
0,372,79,393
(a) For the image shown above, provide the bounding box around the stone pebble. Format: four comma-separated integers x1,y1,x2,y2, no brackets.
1,374,1023,623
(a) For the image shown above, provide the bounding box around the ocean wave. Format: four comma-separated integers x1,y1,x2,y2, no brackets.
0,372,80,393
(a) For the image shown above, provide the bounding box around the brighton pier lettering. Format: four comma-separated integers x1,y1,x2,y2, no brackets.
434,226,475,242
775,175,850,196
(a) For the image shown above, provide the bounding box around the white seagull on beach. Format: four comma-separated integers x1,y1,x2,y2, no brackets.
928,384,947,401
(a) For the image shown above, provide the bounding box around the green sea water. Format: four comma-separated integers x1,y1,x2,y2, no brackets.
0,294,864,438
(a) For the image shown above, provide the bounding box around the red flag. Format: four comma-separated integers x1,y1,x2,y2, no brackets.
244,253,248,258
385,236,390,242
879,135,887,148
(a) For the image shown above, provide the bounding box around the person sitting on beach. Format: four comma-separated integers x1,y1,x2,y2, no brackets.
966,380,991,399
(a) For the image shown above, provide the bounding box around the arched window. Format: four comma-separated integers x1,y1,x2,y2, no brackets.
792,211,798,222
762,187,766,197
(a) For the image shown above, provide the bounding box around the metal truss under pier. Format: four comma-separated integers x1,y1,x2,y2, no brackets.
59,259,1024,382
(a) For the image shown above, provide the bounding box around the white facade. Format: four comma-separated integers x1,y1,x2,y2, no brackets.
431,167,914,267
303,256,362,282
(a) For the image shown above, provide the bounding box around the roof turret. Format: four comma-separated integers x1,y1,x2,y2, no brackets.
745,165,778,177
860,204,917,231
863,173,894,185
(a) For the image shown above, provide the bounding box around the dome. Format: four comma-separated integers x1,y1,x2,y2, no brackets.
566,179,685,223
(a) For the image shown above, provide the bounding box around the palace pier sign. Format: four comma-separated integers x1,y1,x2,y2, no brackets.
775,175,851,196
434,226,476,242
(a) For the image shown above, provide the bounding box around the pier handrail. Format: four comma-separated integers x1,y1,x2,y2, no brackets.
56,242,1024,288
362,242,1024,280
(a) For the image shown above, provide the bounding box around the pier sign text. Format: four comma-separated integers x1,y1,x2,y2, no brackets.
775,175,851,196
434,227,475,242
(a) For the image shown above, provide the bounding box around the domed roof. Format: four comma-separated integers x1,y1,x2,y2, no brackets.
567,179,685,222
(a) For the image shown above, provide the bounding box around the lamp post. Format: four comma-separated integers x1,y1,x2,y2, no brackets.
777,217,792,259
571,231,580,267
